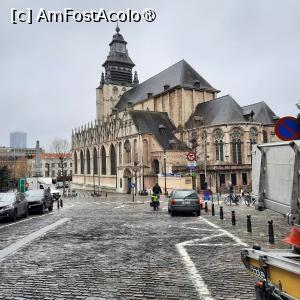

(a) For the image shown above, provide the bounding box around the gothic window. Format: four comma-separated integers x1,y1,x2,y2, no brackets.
93,148,98,175
213,129,224,161
143,140,148,165
80,150,84,174
263,130,268,143
86,149,91,175
101,146,106,175
110,144,117,175
74,152,78,174
152,159,160,174
118,142,122,165
249,127,258,152
231,128,243,165
133,139,138,165
124,140,131,164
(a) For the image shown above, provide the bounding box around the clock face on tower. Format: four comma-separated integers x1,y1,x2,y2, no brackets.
115,43,126,53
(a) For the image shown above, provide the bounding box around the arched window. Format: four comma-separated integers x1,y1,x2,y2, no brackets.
213,129,224,161
101,146,106,175
133,139,138,165
249,127,258,152
74,152,78,174
86,149,91,174
263,130,268,143
93,147,98,175
80,150,84,174
231,128,243,165
124,140,131,164
118,142,122,165
110,144,116,175
152,159,160,174
143,140,148,165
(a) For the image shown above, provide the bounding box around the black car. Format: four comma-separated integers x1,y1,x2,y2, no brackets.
25,189,53,214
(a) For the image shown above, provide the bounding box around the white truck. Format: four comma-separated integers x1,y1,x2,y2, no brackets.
241,141,300,300
26,177,61,200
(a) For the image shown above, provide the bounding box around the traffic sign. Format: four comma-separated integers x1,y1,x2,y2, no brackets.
275,116,300,141
186,151,196,161
187,161,197,167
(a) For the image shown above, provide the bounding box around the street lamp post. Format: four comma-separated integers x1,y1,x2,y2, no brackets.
163,149,167,195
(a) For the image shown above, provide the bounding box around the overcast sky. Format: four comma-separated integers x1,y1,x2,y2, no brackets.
1,0,299,150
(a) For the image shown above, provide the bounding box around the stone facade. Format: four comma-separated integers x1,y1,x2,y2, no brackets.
72,27,278,193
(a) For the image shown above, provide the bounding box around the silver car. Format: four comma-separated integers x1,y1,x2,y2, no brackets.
168,189,203,217
0,192,28,222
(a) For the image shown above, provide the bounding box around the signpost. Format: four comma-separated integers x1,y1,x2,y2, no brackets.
131,183,136,202
275,116,300,141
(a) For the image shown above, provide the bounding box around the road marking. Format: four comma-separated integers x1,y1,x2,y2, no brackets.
176,237,214,300
0,218,70,262
0,212,55,230
199,217,248,247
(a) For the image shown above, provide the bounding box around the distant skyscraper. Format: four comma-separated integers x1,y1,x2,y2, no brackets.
10,132,27,148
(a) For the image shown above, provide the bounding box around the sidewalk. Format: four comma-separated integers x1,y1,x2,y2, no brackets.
201,200,291,249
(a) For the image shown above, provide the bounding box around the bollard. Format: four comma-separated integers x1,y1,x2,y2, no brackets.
268,220,275,244
220,206,224,220
231,210,236,226
212,203,215,216
106,192,108,198
247,215,252,233
57,199,60,209
60,198,63,208
205,202,208,213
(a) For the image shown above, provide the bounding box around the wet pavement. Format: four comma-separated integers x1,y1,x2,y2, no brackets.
0,193,291,299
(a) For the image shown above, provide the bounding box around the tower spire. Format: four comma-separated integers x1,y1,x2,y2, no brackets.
102,26,135,86
133,71,139,86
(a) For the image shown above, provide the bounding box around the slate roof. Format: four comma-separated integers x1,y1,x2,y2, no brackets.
185,95,277,128
242,102,277,124
115,60,219,111
129,110,188,150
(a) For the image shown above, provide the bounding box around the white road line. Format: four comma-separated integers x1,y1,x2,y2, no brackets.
176,243,214,300
0,212,54,230
0,218,70,262
199,217,248,247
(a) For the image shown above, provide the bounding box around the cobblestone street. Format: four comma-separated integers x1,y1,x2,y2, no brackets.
0,194,291,300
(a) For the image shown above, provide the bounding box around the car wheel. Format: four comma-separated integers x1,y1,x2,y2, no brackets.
168,208,171,214
48,204,53,212
11,209,17,222
196,210,200,217
171,210,175,217
40,205,45,214
23,206,29,218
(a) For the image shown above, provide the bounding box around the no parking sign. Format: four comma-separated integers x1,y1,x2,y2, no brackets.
275,116,300,141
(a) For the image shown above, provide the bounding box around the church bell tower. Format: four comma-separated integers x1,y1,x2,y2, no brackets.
96,25,138,119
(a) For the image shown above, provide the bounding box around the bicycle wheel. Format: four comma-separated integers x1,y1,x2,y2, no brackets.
224,196,231,206
235,195,241,205
244,195,251,206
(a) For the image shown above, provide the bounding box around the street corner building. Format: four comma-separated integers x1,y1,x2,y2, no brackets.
71,26,279,194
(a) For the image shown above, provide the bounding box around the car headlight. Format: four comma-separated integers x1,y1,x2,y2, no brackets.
2,204,13,210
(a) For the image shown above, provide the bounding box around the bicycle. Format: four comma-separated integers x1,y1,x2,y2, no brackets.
224,193,241,206
243,192,256,206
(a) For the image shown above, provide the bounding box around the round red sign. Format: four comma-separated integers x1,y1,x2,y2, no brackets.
186,151,196,161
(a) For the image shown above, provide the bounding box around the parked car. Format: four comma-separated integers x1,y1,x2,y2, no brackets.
50,188,61,200
168,189,203,217
25,189,53,214
0,192,28,222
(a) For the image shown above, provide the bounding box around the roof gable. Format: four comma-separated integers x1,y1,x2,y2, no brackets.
115,60,219,111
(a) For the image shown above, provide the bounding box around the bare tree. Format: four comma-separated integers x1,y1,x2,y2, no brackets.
51,138,71,194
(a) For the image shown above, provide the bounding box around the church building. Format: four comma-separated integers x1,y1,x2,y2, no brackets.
72,26,278,193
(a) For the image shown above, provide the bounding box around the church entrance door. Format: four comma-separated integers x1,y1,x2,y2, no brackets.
123,168,132,194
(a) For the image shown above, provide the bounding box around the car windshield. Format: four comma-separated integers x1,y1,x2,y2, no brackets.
174,190,198,198
0,193,15,202
25,190,44,198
